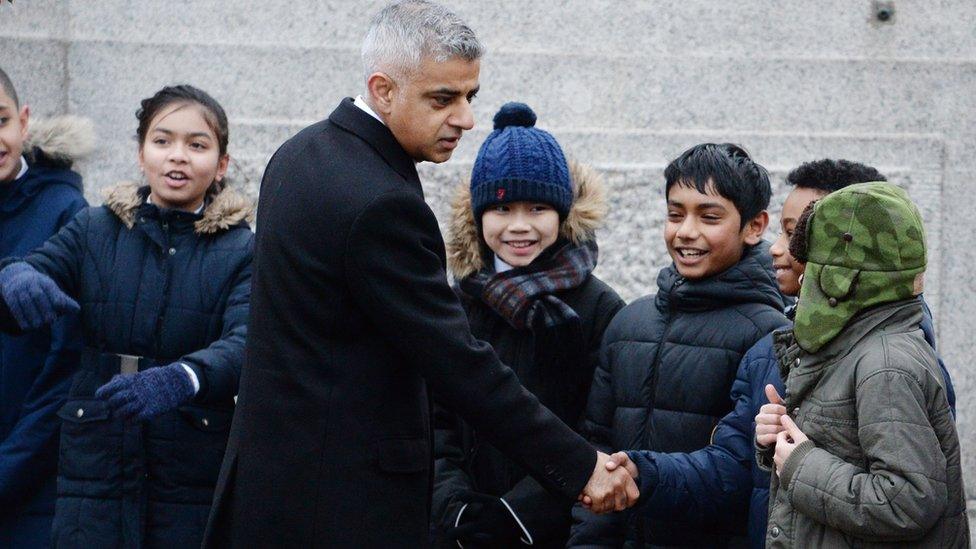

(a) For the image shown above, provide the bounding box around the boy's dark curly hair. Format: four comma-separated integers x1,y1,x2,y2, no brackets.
786,159,886,193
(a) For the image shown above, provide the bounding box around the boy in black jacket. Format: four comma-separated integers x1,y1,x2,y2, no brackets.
431,103,625,548
570,144,789,547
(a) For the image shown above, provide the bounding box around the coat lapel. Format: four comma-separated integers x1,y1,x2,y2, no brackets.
328,98,422,191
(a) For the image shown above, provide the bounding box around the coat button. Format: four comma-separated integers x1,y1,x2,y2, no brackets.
842,232,854,242
792,407,800,415
828,297,838,307
168,247,176,255
201,418,209,427
76,408,84,418
771,526,780,537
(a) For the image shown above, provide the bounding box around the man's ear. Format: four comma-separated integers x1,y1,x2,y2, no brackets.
743,210,769,246
366,72,397,116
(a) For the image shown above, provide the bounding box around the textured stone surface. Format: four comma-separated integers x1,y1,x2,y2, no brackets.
1,0,974,532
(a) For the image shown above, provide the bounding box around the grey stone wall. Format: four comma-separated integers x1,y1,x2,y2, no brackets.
2,0,974,530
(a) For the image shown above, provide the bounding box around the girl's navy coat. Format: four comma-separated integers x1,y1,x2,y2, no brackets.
0,117,89,548
0,182,253,548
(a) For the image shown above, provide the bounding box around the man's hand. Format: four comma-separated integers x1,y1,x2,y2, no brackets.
578,451,639,514
604,451,639,478
755,384,787,448
773,414,809,475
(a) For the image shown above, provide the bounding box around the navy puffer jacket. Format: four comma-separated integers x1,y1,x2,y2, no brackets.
0,183,253,548
0,117,89,548
569,242,788,548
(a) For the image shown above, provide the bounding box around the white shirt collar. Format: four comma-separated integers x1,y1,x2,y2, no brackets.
14,155,28,181
147,193,206,214
354,95,385,125
494,255,514,274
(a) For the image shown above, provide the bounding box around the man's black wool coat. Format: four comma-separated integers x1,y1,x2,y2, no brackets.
203,98,597,548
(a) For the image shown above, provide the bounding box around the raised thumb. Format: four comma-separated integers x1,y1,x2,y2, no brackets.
765,384,784,405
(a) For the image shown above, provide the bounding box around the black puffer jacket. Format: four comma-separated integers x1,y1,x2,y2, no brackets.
0,183,253,548
432,163,625,548
570,242,788,548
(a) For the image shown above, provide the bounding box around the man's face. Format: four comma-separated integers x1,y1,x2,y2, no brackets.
0,88,29,184
385,56,480,163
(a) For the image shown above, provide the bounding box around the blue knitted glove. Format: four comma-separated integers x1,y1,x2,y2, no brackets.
0,262,80,330
95,363,196,421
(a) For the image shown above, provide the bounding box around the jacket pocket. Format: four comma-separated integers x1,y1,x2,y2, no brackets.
370,436,428,474
57,400,122,482
158,406,233,488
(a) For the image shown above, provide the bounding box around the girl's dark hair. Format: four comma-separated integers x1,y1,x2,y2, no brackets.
136,85,230,196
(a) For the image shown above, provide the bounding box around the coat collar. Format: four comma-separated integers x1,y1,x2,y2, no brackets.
655,241,789,314
328,97,421,188
103,182,254,235
775,298,923,407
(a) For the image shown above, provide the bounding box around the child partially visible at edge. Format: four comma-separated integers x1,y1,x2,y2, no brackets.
0,66,90,549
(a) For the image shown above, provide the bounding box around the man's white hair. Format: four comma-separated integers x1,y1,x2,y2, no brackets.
361,0,484,84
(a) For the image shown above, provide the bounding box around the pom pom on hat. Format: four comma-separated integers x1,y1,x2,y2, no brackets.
493,102,537,130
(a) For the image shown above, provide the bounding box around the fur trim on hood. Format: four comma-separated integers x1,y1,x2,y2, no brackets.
102,181,255,235
447,160,608,279
24,115,96,163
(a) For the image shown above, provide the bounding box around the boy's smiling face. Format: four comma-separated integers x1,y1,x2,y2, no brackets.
0,88,29,184
665,180,767,279
481,201,560,268
770,186,826,296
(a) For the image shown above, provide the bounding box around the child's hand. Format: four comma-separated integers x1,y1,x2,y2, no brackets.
773,415,809,475
755,384,787,448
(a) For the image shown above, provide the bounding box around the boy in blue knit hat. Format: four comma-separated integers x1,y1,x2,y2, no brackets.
431,102,624,548
569,144,789,547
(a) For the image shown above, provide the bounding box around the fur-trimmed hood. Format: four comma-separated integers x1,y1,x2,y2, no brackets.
102,181,255,235
447,160,608,279
25,115,96,165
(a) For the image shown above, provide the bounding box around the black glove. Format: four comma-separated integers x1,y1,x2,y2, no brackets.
446,490,526,548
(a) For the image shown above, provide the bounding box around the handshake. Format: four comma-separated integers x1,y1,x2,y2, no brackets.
578,450,640,514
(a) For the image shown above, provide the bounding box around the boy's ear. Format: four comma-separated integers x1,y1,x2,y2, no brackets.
366,72,397,117
742,210,769,246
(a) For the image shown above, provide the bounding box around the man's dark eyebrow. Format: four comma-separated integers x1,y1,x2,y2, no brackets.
427,88,462,96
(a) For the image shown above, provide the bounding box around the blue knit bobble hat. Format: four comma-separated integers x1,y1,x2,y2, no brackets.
470,102,572,220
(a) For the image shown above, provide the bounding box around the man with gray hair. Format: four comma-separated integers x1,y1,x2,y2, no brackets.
203,2,638,547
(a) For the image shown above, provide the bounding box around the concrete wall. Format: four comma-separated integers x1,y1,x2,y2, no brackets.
2,0,974,529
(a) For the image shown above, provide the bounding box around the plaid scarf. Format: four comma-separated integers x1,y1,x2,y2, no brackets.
459,239,598,330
